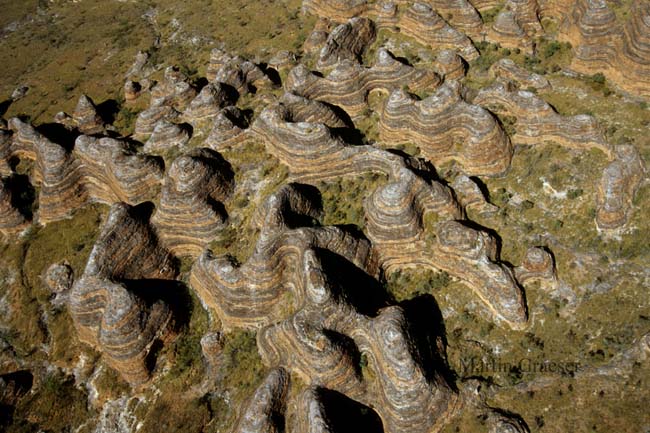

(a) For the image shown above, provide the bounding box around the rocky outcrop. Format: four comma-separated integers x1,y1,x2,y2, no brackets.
134,105,181,137
286,49,440,118
451,175,498,215
72,95,104,135
143,120,190,153
474,82,611,154
152,148,233,257
365,191,528,328
44,262,74,295
190,183,380,330
0,177,27,235
596,144,645,230
150,66,197,110
386,3,479,61
434,50,467,81
257,246,460,433
251,94,525,327
378,82,512,176
183,83,236,124
206,49,275,94
514,246,557,286
74,135,164,205
558,0,650,98
489,58,551,90
8,118,87,224
124,81,142,102
302,1,479,61
69,202,177,385
488,10,532,53
317,17,376,68
205,106,250,150
233,368,290,433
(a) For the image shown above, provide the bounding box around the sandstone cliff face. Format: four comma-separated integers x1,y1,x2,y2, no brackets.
70,202,177,385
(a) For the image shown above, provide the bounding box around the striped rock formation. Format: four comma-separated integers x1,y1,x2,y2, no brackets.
558,0,650,98
251,95,459,223
233,368,290,433
434,50,467,82
206,49,275,94
152,148,233,257
205,106,250,150
0,177,28,236
488,10,533,54
134,105,181,137
365,192,528,328
0,129,12,176
150,66,197,110
451,175,498,215
72,95,105,135
258,248,460,433
378,81,512,176
190,183,381,331
596,144,645,231
514,246,557,286
7,118,87,224
380,3,479,61
302,1,479,61
317,17,376,68
124,80,142,102
183,82,237,125
74,135,164,205
473,82,611,154
143,120,190,152
286,49,441,118
70,202,177,385
489,58,551,90
411,0,484,38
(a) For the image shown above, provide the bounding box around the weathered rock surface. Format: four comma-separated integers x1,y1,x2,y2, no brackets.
378,82,512,176
489,58,551,90
514,246,558,286
317,17,376,68
205,106,250,150
150,66,197,110
233,367,290,433
143,120,190,153
474,82,611,154
559,0,650,97
286,48,440,118
69,202,177,385
73,95,104,135
152,148,233,256
596,144,645,230
44,261,74,294
8,118,87,224
74,135,164,205
0,177,27,235
206,49,275,94
183,82,236,124
190,183,380,331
